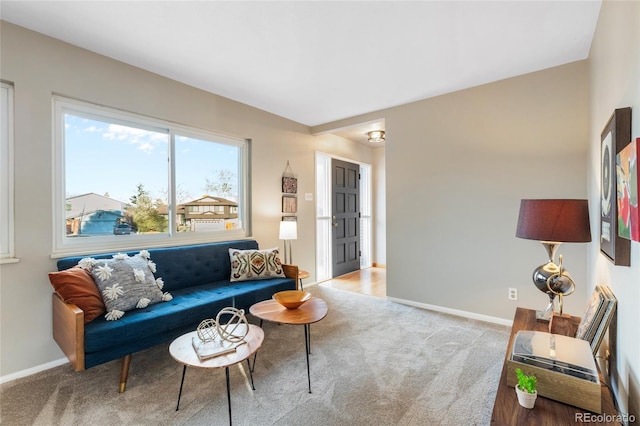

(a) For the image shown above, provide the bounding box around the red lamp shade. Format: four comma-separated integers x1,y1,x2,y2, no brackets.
516,199,591,243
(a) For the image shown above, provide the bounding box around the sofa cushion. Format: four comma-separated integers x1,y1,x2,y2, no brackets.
82,252,170,321
48,267,105,323
229,247,285,282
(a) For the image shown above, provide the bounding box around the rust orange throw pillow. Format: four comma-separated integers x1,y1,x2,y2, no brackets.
48,267,105,323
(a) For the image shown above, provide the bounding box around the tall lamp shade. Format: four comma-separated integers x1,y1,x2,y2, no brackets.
279,221,297,264
516,199,591,318
279,221,298,240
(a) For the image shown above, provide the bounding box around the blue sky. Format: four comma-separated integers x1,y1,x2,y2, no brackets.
65,114,239,205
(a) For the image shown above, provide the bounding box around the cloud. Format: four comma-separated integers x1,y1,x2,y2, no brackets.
84,125,103,133
103,124,168,154
138,142,153,152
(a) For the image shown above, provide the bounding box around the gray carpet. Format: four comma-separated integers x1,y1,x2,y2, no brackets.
1,286,510,425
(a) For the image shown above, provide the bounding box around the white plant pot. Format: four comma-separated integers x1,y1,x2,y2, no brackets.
515,385,537,409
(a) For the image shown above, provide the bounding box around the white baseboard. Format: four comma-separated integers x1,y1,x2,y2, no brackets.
0,357,68,385
387,296,513,327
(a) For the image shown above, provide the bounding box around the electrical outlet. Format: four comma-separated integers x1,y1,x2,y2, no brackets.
508,288,518,301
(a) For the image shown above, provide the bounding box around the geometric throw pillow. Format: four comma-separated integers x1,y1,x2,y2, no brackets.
229,247,285,282
80,250,172,321
48,266,106,323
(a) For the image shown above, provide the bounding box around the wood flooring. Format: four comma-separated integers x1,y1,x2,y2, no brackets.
318,267,386,298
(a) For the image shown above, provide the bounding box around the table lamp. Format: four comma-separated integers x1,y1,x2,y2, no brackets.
279,221,297,264
516,199,591,319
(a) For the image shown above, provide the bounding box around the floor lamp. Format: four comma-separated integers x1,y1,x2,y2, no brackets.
279,221,297,264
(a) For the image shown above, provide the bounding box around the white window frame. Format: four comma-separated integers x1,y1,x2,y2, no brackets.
315,153,332,281
0,82,17,263
359,163,372,269
52,96,251,257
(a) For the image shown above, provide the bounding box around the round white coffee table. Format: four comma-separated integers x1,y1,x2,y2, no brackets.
169,324,264,425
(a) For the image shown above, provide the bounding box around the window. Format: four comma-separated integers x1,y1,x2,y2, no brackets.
0,82,15,262
53,97,249,255
359,163,372,268
315,153,332,281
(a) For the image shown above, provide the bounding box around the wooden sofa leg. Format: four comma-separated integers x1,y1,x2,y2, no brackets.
119,354,132,393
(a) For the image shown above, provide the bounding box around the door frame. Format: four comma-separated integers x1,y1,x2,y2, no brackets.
315,152,372,282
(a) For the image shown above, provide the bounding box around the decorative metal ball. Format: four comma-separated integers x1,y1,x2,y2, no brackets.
532,261,560,295
546,272,576,297
216,307,249,343
196,318,219,343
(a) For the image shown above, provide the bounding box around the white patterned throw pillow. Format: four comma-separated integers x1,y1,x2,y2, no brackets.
229,247,285,282
80,251,172,321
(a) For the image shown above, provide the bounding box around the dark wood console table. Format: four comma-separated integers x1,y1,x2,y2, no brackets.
491,307,620,425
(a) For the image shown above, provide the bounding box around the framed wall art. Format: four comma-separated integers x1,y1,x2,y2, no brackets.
600,107,631,266
616,137,640,242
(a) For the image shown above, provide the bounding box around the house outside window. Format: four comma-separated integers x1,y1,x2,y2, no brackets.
177,195,238,232
53,96,250,255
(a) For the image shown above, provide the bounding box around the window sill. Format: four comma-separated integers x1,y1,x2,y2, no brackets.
0,257,20,265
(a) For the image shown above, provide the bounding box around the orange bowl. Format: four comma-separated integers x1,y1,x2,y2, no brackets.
273,290,312,309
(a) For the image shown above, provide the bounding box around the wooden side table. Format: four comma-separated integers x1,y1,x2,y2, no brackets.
249,297,327,393
297,269,310,290
491,307,620,425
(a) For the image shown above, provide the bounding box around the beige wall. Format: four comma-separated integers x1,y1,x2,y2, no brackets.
588,0,640,419
382,61,591,320
0,22,372,377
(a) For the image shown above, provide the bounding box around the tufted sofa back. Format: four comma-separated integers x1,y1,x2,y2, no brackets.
56,239,259,292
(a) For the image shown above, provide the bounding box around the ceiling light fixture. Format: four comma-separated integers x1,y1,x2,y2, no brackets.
367,130,385,143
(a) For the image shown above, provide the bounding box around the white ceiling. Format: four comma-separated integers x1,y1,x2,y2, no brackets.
1,1,601,143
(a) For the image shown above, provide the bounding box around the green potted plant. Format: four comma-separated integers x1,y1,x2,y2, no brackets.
515,368,537,409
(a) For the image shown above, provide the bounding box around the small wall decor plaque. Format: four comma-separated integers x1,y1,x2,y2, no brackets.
282,161,297,194
283,177,297,194
282,194,297,213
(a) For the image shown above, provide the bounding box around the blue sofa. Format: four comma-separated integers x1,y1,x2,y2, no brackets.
52,239,298,392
